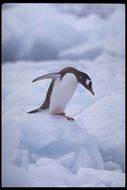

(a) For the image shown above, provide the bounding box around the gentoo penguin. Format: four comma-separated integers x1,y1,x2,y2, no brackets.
27,67,95,120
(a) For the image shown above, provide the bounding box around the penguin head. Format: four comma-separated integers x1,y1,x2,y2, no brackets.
78,72,95,96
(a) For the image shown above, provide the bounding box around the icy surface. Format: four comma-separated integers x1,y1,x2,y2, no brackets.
2,4,81,62
3,113,104,172
2,3,125,187
2,58,125,187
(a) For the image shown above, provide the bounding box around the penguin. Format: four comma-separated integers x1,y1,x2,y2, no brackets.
27,67,95,120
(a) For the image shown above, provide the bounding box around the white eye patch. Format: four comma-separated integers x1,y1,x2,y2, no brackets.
86,79,91,86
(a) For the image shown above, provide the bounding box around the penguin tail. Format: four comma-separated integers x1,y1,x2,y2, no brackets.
27,108,42,114
27,100,49,114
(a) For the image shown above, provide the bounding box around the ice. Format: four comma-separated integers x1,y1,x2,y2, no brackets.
2,4,81,62
59,7,125,60
2,3,125,187
77,94,125,171
77,167,125,187
104,161,121,171
2,59,125,186
5,112,104,172
2,4,124,62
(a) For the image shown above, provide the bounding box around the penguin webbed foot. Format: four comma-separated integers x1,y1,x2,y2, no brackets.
51,112,74,121
65,116,75,121
62,112,74,121
27,110,74,120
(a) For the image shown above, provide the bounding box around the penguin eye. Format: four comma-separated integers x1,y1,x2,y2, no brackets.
86,79,91,86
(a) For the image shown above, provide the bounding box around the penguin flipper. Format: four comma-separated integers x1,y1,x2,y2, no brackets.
32,73,61,82
28,80,55,114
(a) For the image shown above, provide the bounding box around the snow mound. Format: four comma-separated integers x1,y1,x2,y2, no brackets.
78,94,125,171
3,159,125,187
59,8,125,60
12,112,104,172
2,4,81,62
59,42,105,60
59,40,124,60
77,167,125,187
2,59,125,187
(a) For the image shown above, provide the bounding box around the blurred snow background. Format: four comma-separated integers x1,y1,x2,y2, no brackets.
2,3,125,187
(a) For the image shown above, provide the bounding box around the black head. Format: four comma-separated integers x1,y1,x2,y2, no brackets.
59,67,95,95
78,72,95,96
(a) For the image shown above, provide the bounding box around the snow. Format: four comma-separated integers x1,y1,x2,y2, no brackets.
2,3,125,187
55,4,119,18
3,113,104,172
2,4,81,62
77,94,125,171
59,7,125,60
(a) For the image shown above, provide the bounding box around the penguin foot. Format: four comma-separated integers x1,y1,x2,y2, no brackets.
51,112,74,121
64,115,74,121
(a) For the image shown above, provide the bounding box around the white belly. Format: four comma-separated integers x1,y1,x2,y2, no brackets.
49,73,78,113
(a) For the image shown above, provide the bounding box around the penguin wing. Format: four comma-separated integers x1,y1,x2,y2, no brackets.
32,73,61,82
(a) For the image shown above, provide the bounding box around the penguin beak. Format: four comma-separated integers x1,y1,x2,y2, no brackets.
88,88,95,96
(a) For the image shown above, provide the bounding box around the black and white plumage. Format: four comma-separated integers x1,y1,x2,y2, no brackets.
27,67,95,120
